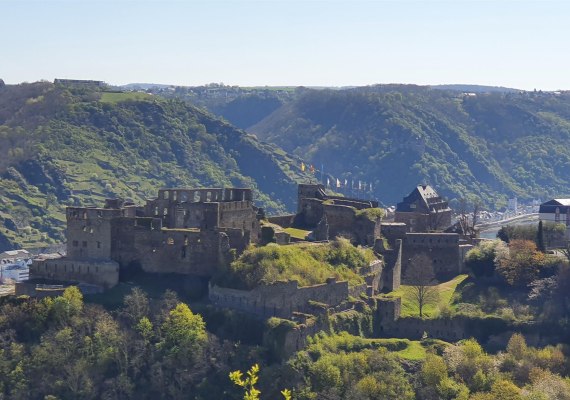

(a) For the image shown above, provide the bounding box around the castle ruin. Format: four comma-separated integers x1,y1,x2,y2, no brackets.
28,188,261,289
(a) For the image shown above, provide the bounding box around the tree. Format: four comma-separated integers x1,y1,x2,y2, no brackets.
536,220,546,252
229,364,291,400
421,353,447,386
561,241,570,263
160,303,206,360
464,240,507,278
506,333,528,361
488,379,523,400
120,287,149,324
404,254,439,318
495,240,546,287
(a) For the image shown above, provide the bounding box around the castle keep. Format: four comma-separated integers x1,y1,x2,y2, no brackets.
29,188,261,288
295,184,381,245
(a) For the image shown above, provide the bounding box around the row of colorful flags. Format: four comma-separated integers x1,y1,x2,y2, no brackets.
300,162,373,192
300,162,315,174
326,177,373,191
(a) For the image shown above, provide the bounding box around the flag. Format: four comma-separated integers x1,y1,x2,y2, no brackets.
336,178,341,188
327,178,330,187
358,180,362,190
370,182,373,191
310,164,315,173
301,162,306,172
344,179,348,186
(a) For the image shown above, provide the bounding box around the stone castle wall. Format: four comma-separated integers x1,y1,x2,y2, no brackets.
380,222,407,247
111,217,230,275
298,198,325,227
324,204,380,246
267,214,296,228
395,211,452,233
402,233,463,280
66,207,122,261
379,239,402,292
209,278,356,319
30,258,119,288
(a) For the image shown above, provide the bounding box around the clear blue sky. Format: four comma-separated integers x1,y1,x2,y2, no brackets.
2,0,569,90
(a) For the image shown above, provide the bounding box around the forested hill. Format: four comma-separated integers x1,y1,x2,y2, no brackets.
0,82,309,250
238,86,570,208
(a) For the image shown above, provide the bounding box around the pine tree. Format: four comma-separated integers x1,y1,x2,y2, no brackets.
536,221,546,252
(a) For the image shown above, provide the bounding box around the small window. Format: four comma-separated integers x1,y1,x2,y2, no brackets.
164,191,169,200
73,240,79,247
167,237,174,245
82,241,87,247
97,241,101,249
163,208,168,216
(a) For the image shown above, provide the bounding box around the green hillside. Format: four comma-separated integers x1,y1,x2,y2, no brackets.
240,86,570,207
0,82,310,250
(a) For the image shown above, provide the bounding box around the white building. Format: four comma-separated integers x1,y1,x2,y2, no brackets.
0,260,30,283
539,199,570,227
508,197,518,213
0,249,30,263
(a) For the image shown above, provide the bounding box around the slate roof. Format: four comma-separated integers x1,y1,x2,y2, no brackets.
396,185,450,213
539,199,570,214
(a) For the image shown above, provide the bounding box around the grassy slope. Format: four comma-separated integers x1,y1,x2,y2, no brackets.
214,239,376,290
284,227,311,240
307,331,448,361
386,274,468,318
0,82,312,250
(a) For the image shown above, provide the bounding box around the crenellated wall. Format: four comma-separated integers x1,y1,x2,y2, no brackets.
30,258,119,288
209,278,358,319
380,222,407,247
267,214,296,228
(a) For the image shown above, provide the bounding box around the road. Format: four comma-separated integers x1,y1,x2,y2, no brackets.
476,213,539,231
